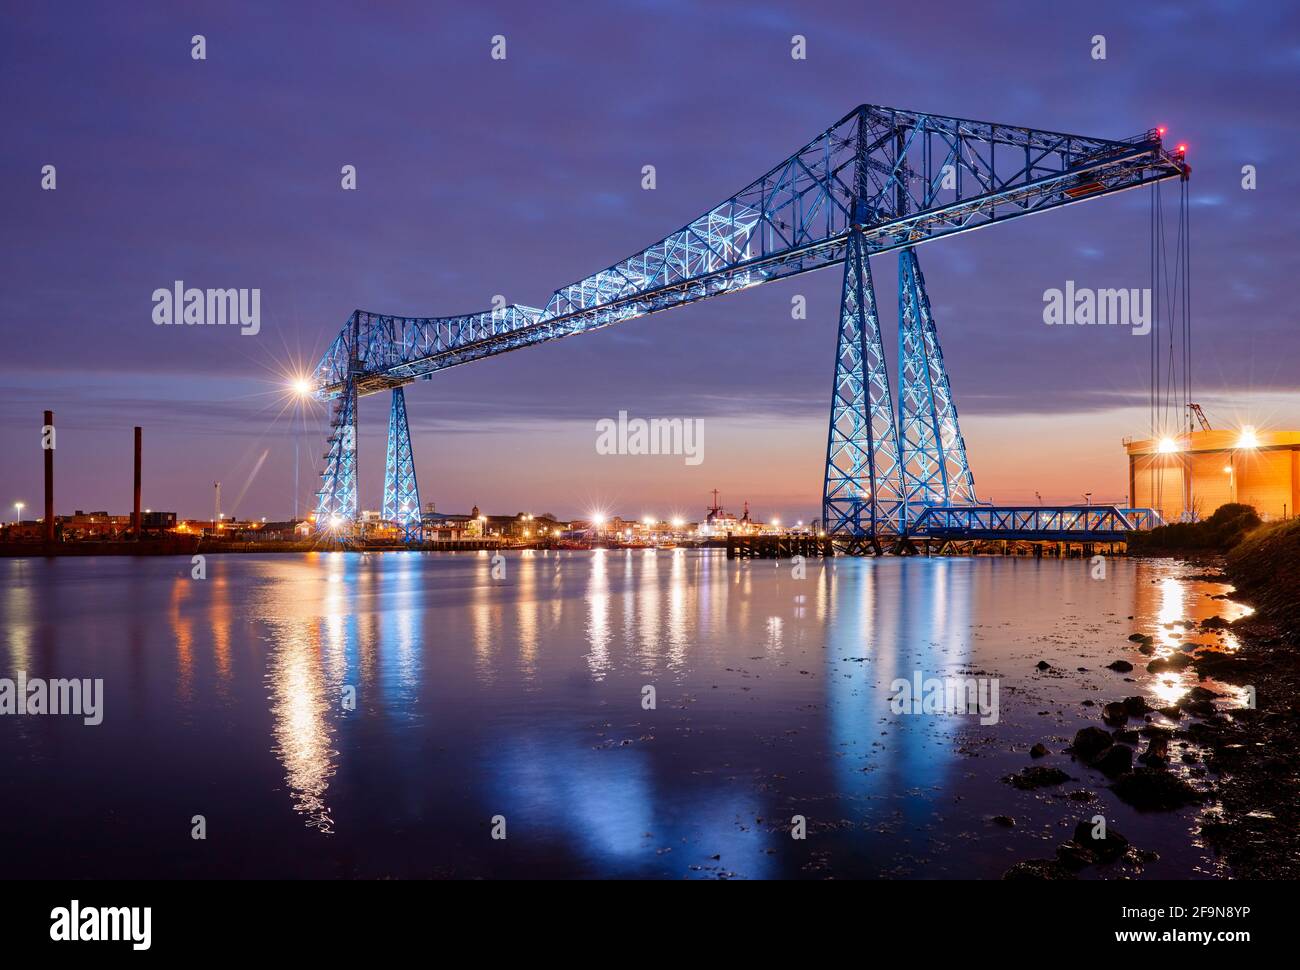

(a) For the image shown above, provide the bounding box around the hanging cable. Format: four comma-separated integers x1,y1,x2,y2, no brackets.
1182,177,1191,434
1147,166,1194,519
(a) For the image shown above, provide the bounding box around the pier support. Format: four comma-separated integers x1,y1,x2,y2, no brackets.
726,532,834,559
383,386,422,542
822,227,903,553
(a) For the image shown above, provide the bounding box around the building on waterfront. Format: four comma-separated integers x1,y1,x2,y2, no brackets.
422,510,477,539
1,520,44,541
177,516,303,539
2,510,179,543
59,510,177,539
1125,427,1300,523
421,507,569,541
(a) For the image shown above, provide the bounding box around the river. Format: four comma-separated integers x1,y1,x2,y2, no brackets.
0,550,1252,878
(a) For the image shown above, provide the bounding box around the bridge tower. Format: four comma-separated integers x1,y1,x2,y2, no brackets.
315,313,360,533
822,226,904,552
382,386,422,541
315,378,358,530
896,247,977,527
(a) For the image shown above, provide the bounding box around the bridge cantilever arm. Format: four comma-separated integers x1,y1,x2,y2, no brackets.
312,105,1188,396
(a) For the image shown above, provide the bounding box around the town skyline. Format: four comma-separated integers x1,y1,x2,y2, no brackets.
3,2,1297,522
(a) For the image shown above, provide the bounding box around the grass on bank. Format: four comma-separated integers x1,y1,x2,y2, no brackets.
1127,503,1262,554
1227,516,1300,637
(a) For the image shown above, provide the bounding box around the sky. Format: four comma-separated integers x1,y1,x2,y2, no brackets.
2,0,1298,524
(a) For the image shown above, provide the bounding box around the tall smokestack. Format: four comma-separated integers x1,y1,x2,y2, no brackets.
43,410,54,543
133,426,142,540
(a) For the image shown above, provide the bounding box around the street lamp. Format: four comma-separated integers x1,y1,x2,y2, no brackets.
288,376,317,523
13,501,23,525
1225,427,1258,506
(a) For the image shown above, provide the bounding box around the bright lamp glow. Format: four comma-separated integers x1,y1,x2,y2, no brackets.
1157,436,1180,454
591,513,607,526
1236,426,1259,449
291,377,313,397
671,517,684,528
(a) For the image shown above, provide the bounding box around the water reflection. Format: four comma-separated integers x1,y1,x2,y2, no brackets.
1134,569,1256,709
267,622,337,833
0,551,1240,878
585,550,611,677
263,556,345,834
169,577,194,702
827,558,970,804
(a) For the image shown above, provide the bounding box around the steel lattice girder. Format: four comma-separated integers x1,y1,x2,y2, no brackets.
382,387,422,541
910,505,1165,541
896,247,977,526
315,377,358,530
822,228,904,539
312,103,1186,400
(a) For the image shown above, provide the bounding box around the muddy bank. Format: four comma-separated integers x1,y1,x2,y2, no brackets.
1004,519,1300,879
1197,519,1300,876
1227,519,1300,637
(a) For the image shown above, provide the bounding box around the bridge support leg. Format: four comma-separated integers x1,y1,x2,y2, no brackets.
822,228,904,553
383,387,422,543
315,377,358,534
896,247,977,528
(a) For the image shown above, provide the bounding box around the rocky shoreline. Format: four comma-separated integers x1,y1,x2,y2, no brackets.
1003,521,1300,879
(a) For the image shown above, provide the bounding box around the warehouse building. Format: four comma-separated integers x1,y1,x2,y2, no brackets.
1125,427,1300,523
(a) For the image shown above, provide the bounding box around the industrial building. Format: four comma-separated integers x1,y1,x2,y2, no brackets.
1125,427,1300,523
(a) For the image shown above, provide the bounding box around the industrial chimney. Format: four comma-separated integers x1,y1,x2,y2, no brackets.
43,410,54,543
133,426,142,540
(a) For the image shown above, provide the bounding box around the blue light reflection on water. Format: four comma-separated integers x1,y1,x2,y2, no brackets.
0,550,1224,878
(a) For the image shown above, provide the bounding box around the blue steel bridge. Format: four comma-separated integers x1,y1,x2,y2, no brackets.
309,103,1186,552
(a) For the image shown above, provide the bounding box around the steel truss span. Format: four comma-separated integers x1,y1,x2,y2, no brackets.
312,103,1188,544
912,505,1165,542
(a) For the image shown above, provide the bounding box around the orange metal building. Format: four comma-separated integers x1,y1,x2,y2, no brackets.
1125,428,1300,523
